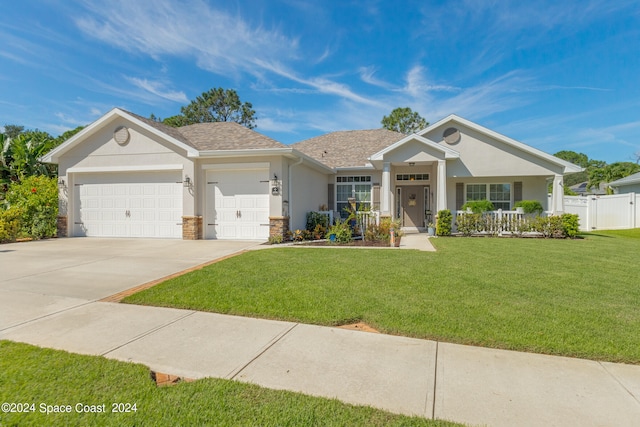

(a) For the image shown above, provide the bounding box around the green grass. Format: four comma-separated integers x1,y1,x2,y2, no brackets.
0,341,459,426
124,230,640,364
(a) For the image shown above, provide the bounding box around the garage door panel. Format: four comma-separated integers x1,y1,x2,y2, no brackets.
205,168,270,240
74,172,182,238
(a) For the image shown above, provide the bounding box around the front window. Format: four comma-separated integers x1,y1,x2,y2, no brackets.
466,183,511,210
336,176,371,217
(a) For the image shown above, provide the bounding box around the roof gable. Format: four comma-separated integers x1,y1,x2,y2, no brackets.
41,108,199,163
369,134,460,161
418,114,582,174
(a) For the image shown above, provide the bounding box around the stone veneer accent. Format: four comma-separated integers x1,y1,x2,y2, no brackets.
56,216,68,238
182,216,203,240
269,216,289,239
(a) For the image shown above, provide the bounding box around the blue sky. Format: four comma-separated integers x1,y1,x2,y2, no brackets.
1,0,639,163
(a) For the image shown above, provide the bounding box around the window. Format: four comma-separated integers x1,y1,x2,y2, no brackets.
465,183,511,210
336,176,371,217
396,173,429,181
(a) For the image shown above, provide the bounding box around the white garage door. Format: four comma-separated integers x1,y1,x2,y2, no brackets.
205,168,270,239
74,172,183,238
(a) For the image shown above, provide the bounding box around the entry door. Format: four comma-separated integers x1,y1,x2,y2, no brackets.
399,186,425,228
205,169,270,239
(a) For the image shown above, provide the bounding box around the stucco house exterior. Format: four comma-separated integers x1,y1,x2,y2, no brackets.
42,108,581,240
608,172,640,194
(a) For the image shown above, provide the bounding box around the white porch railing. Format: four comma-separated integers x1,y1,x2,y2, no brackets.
356,210,380,234
454,209,551,235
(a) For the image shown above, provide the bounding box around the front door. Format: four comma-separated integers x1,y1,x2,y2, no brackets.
399,186,425,228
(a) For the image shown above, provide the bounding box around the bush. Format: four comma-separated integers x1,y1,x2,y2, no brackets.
326,219,352,243
0,207,24,242
456,212,480,236
436,210,452,236
531,216,565,238
461,199,495,213
514,200,544,214
4,176,58,239
306,211,330,232
561,213,580,238
268,235,283,244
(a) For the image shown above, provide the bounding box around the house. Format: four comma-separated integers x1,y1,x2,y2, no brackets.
42,109,582,240
293,115,581,228
608,172,640,194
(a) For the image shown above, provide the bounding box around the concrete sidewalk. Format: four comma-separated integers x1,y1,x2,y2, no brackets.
2,301,640,427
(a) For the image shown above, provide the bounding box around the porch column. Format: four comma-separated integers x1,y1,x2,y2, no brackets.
436,160,447,212
381,162,391,215
551,174,564,214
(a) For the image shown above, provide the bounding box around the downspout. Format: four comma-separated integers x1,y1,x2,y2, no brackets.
288,157,304,220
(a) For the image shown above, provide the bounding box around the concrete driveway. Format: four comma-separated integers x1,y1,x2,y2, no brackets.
0,237,260,330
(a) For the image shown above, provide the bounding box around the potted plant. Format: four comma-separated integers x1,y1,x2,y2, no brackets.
427,222,435,236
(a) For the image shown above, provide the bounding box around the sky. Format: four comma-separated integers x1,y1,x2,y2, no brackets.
1,0,639,164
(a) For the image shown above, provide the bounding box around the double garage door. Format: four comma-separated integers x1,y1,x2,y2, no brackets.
74,172,182,238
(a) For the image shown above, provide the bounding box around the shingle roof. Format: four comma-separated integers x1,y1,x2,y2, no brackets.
292,129,405,168
177,122,286,150
124,111,197,149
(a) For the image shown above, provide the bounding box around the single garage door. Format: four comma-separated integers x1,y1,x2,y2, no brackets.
205,168,270,239
74,171,183,238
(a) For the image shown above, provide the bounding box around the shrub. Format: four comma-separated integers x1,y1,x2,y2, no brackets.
0,207,24,242
268,235,283,244
514,200,544,214
312,224,326,240
306,211,330,231
561,213,580,238
531,216,565,238
292,229,312,241
436,209,452,236
4,176,58,239
461,199,495,213
456,212,480,236
326,219,352,243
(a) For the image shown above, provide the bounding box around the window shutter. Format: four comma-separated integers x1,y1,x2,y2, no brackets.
372,184,380,210
328,184,335,210
514,182,523,203
456,183,464,210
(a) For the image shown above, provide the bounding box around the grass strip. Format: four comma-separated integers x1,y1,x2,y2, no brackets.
0,340,459,426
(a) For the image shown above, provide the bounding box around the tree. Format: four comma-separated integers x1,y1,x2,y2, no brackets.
165,88,257,129
3,124,24,140
55,126,85,146
553,150,589,168
381,107,428,134
1,130,56,187
588,162,640,191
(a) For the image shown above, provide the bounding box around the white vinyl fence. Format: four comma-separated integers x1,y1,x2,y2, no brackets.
560,193,639,231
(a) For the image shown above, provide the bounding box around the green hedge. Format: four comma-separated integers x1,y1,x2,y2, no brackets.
2,176,58,240
436,209,452,236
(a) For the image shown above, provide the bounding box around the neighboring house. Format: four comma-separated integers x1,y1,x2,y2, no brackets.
569,181,608,196
42,109,581,240
608,172,640,194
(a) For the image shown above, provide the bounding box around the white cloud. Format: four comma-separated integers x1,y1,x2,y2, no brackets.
75,0,297,77
125,77,188,103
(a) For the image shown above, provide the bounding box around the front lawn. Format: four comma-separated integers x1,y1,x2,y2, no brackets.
124,230,640,364
0,341,458,426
